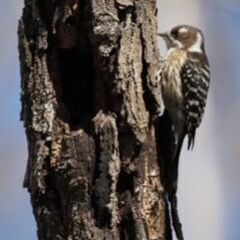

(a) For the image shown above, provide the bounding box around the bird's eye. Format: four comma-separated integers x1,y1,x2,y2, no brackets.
171,29,179,39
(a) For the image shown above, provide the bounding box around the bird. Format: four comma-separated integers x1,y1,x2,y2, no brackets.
158,25,210,240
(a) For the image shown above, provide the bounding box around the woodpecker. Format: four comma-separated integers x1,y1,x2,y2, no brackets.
158,25,210,240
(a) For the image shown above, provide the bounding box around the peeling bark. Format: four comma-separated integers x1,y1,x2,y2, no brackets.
18,0,170,239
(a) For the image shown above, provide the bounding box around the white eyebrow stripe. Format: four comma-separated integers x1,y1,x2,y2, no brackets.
178,27,188,33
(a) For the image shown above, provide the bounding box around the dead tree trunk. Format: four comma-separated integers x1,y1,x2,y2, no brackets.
18,0,170,239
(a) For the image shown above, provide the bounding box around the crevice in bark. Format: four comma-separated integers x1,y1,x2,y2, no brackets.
141,55,156,117
115,4,136,25
35,0,51,25
92,134,112,229
120,209,136,240
117,170,134,195
140,31,160,117
91,129,111,228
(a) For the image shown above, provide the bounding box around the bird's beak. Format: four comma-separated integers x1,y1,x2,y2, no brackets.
157,31,170,39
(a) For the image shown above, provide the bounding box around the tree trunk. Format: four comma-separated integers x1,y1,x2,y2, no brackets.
18,0,170,239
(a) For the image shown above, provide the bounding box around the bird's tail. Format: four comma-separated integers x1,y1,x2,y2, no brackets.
156,111,184,240
170,134,184,196
168,135,185,240
187,128,196,150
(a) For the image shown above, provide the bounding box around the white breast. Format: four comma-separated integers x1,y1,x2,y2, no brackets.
162,49,187,105
161,49,187,136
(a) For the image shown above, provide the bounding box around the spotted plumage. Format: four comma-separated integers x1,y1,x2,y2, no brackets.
158,25,210,240
181,53,210,149
159,25,210,149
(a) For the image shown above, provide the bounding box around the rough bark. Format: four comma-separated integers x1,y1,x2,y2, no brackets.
18,0,170,239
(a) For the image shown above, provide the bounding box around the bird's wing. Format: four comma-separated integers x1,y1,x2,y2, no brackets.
181,54,210,149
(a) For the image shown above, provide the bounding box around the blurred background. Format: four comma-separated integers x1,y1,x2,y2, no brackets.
0,0,239,239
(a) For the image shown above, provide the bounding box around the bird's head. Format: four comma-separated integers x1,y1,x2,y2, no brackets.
158,25,205,53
